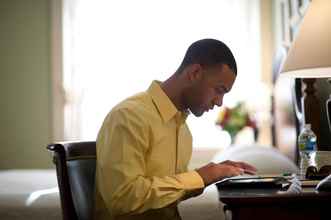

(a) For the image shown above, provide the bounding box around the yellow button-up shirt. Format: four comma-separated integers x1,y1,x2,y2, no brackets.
94,81,205,220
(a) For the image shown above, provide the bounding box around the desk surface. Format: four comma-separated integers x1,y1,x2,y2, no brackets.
217,186,331,205
216,182,331,220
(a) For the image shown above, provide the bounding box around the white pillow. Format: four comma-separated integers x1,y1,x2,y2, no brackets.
212,145,299,175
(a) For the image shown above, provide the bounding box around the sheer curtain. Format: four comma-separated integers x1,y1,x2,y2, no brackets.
62,0,261,149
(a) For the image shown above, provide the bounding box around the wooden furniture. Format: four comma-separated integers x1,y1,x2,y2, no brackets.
217,184,331,220
47,141,96,220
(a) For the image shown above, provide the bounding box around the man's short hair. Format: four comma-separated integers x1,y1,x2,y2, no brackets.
178,39,237,75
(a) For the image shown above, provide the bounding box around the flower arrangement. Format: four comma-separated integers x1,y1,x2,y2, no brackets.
216,102,257,143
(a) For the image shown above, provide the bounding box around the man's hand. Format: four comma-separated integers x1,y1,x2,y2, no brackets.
195,160,257,186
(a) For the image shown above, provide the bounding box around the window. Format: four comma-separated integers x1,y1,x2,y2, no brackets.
60,0,261,149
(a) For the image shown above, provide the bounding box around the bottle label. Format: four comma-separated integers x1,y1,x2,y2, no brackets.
306,139,316,151
299,142,305,151
298,126,317,151
298,139,316,151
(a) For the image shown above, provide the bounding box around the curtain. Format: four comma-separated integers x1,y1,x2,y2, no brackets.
62,0,261,148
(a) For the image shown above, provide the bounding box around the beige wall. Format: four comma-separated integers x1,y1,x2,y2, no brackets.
0,0,53,168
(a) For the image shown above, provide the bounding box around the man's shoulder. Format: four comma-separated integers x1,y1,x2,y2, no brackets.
110,91,156,120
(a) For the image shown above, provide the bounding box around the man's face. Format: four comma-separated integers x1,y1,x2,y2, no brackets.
184,64,236,117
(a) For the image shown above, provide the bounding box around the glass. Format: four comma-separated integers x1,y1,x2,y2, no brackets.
299,151,315,179
301,151,331,179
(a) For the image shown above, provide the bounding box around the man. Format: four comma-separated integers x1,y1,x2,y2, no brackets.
94,39,257,220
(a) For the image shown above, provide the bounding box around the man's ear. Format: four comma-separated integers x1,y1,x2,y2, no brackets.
186,64,203,82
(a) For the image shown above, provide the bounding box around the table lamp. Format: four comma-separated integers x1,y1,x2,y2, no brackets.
281,0,331,150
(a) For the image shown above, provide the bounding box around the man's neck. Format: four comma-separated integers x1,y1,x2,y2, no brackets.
160,74,186,112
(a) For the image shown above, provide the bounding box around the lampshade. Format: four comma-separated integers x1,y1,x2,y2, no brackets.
281,0,331,78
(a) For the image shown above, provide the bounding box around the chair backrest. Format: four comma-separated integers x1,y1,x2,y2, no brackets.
47,141,96,220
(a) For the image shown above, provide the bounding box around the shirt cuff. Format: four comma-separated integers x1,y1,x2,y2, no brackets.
176,170,205,189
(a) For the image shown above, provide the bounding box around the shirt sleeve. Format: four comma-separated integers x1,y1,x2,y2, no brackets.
96,108,205,217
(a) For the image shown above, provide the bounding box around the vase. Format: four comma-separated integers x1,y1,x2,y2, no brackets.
229,132,237,145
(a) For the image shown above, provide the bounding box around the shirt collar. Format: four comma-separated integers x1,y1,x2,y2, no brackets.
148,81,189,123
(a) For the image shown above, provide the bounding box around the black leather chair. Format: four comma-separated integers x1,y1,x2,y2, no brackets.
47,141,96,220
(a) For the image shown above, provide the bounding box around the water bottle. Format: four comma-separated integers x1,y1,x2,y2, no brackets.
298,124,317,179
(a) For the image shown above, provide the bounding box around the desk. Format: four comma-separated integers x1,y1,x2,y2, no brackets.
216,184,331,220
